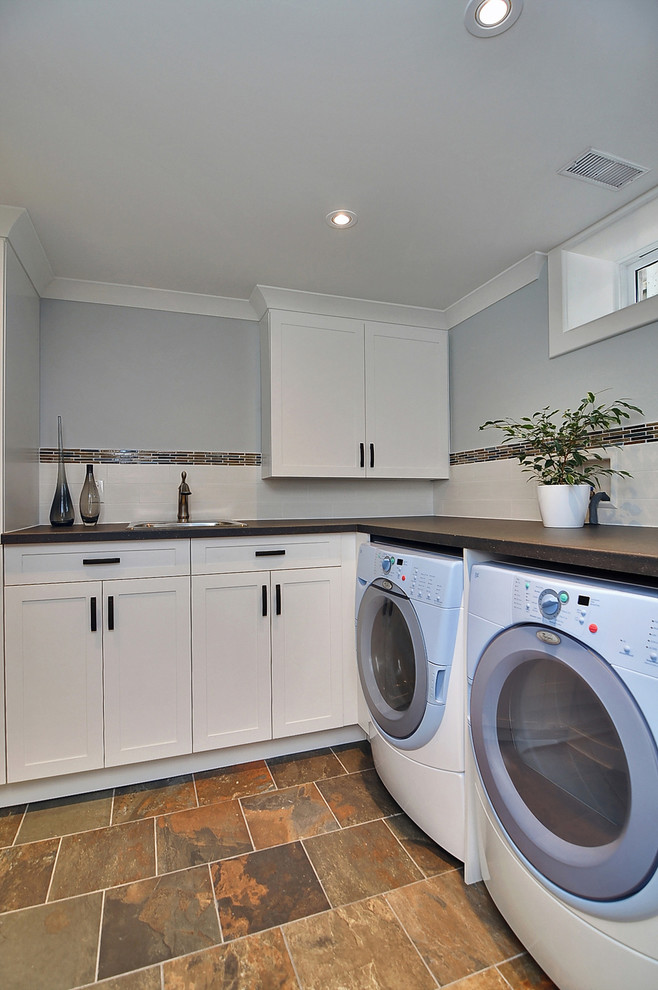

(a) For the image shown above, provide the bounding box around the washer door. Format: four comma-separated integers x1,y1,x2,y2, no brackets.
471,624,658,902
357,579,427,739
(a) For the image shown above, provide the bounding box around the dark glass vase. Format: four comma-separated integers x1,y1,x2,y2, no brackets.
79,463,101,526
49,416,74,526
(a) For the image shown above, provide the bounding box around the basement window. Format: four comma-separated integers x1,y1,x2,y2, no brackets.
548,186,658,357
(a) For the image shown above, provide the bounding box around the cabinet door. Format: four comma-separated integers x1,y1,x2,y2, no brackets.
263,311,365,477
364,322,450,479
5,582,104,781
271,567,343,737
192,572,271,751
103,576,191,766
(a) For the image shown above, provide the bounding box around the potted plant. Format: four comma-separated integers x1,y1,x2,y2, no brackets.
480,391,642,528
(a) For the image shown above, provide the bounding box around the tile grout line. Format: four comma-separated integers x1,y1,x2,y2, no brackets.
279,924,305,990
207,860,225,946
308,778,342,830
43,836,63,905
382,887,441,989
10,804,30,847
93,889,106,984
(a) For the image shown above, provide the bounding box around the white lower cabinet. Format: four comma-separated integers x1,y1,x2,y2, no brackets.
3,534,349,787
3,541,191,783
5,581,104,780
192,565,344,750
191,535,345,752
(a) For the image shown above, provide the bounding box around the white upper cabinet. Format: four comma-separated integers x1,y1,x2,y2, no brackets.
261,310,449,479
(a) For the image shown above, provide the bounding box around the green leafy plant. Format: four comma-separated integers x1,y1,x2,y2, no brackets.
479,391,642,486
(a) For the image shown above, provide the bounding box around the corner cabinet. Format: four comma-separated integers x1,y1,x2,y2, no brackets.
261,310,450,479
191,535,345,752
4,542,191,782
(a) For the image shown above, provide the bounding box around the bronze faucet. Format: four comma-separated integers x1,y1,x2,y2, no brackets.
177,471,191,522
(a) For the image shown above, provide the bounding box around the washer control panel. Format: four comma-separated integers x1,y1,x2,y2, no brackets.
357,543,463,608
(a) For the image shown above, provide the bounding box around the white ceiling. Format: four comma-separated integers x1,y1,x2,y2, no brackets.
1,0,657,312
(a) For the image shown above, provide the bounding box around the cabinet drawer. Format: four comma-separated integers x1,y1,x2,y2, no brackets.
191,533,343,574
4,540,191,585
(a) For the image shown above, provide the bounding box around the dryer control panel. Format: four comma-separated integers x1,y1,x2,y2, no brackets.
471,563,658,676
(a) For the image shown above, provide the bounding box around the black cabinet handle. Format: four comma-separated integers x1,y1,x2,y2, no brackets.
262,584,268,617
83,557,121,566
275,583,282,615
90,596,97,632
359,442,365,468
107,595,114,630
370,443,375,468
255,549,286,557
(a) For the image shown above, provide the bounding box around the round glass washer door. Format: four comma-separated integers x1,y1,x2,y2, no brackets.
470,624,658,902
356,579,427,739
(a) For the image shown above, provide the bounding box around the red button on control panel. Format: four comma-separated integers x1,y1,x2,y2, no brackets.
589,623,598,634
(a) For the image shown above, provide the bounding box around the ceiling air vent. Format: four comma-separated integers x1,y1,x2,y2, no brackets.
558,148,650,190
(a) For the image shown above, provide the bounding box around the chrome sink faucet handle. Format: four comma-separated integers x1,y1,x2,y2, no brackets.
177,471,191,522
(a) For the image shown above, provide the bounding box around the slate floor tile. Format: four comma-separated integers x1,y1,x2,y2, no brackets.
304,818,422,907
241,781,339,848
285,894,437,990
385,812,462,876
386,870,523,985
498,953,559,989
94,969,162,990
162,926,298,989
211,840,330,939
331,740,375,773
195,760,275,805
0,891,103,990
17,790,113,843
315,767,401,826
266,747,347,787
112,775,197,823
0,837,59,911
49,818,155,900
156,799,252,873
0,804,26,848
98,866,220,980
446,968,511,990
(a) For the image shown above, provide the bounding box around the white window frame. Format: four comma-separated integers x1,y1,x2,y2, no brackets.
548,186,658,357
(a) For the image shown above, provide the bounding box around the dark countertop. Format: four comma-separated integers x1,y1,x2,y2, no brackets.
4,516,658,581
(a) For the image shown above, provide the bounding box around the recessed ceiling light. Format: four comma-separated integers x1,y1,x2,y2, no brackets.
326,210,358,229
464,0,523,37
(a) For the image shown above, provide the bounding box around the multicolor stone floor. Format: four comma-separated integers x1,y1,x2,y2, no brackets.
0,741,557,989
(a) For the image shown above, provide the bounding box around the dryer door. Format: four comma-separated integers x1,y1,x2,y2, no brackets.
470,624,658,902
357,579,427,739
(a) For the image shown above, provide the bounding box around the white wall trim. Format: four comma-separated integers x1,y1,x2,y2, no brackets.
41,277,258,321
0,207,53,296
444,252,546,328
250,284,448,329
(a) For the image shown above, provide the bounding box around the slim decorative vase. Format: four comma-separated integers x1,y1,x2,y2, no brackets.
49,416,75,526
79,463,101,526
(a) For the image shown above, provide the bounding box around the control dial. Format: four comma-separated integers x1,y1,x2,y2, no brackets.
381,556,394,573
538,588,561,619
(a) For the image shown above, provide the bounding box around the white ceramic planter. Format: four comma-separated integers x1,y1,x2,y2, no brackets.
537,484,591,528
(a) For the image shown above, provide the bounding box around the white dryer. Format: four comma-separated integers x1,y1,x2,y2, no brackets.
356,541,465,860
468,562,658,990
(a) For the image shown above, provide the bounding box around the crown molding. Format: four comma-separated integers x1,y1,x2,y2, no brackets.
250,285,448,329
444,252,547,328
0,207,53,295
41,278,257,321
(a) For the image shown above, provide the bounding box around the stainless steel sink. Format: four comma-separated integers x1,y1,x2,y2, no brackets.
128,520,247,530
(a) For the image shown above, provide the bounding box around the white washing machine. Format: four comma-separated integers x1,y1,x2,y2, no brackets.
468,562,658,990
356,541,465,860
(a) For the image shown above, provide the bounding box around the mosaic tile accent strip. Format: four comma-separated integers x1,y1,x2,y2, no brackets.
450,420,658,467
40,448,262,466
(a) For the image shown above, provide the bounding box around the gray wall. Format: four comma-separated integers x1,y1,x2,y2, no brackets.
449,261,658,453
40,300,261,451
